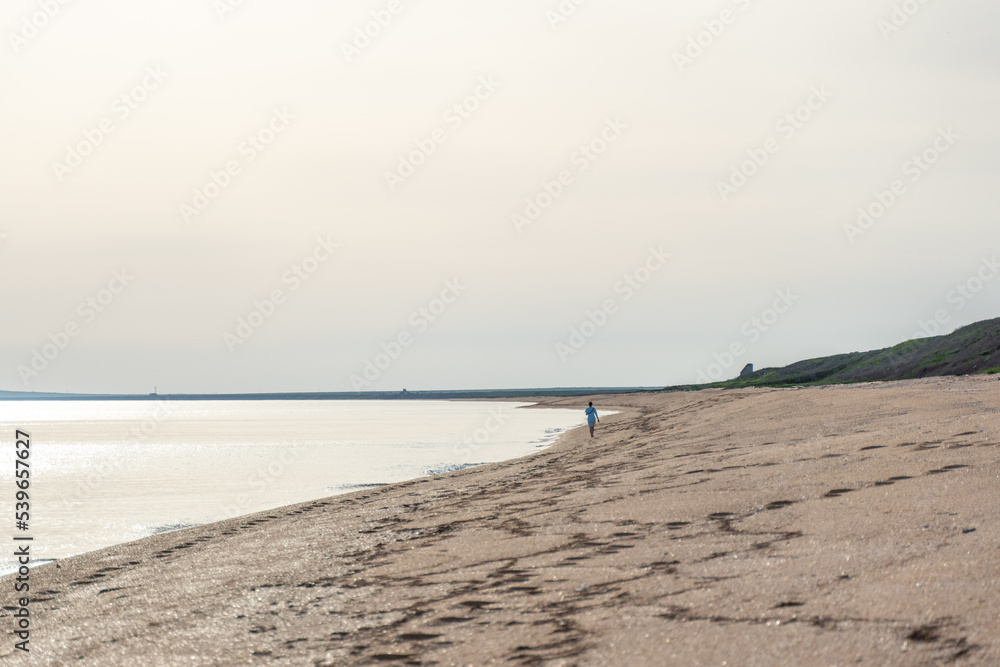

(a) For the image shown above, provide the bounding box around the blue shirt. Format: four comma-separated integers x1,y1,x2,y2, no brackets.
585,406,598,424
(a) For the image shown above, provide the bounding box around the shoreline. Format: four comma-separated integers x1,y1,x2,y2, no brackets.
0,399,582,577
4,399,596,569
4,378,998,664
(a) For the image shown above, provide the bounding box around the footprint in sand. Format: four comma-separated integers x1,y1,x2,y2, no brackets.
398,632,441,641
927,465,968,475
765,500,796,510
875,475,913,486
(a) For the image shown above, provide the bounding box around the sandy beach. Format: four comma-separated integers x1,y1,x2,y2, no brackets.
4,376,1000,665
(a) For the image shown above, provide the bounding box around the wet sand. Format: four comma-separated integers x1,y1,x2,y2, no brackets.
4,377,999,665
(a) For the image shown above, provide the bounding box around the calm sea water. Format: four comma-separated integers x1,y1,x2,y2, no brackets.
0,400,583,574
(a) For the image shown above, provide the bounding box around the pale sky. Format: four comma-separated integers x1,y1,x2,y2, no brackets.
2,0,998,393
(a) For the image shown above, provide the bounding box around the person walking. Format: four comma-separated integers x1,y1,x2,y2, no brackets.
585,402,599,437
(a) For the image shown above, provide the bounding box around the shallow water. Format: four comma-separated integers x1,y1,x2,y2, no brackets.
0,400,583,573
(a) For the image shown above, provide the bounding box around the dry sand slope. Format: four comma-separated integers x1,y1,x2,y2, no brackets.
4,377,1000,666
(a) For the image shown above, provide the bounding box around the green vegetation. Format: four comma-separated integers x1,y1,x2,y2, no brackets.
669,317,1000,391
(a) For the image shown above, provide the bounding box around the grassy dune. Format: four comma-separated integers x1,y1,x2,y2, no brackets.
675,317,1000,390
